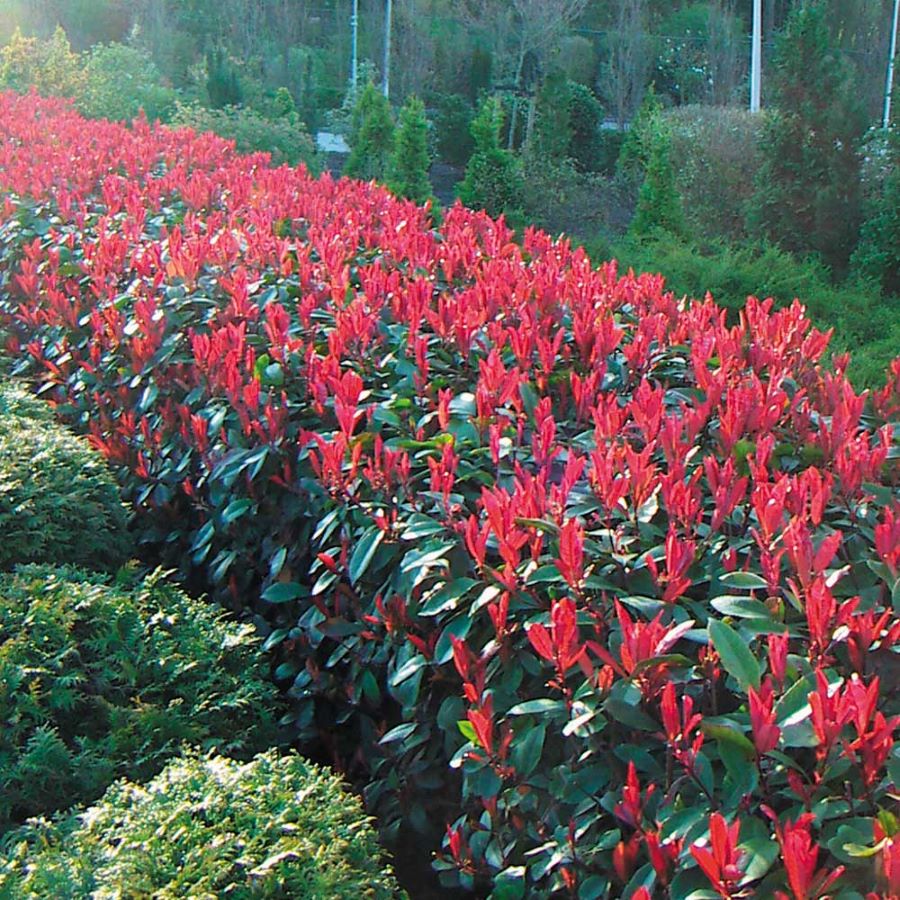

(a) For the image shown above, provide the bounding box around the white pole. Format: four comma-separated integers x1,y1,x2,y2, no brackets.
751,0,762,112
383,0,393,99
885,0,900,128
350,0,359,95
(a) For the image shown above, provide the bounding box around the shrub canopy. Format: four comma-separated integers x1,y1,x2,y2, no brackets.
0,751,403,899
0,566,279,832
0,383,132,571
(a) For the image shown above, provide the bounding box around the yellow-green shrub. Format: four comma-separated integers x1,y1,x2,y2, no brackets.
0,384,132,571
0,751,403,899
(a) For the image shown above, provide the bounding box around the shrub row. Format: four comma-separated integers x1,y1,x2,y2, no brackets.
0,91,897,898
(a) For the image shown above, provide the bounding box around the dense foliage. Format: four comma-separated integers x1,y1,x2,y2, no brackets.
457,96,524,219
0,564,278,832
0,93,898,898
170,100,319,170
0,750,403,899
0,382,132,571
747,2,866,274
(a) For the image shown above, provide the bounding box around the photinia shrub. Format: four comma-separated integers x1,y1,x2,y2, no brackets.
0,91,897,898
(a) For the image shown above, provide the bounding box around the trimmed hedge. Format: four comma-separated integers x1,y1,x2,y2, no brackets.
0,384,132,571
0,566,279,832
0,751,404,899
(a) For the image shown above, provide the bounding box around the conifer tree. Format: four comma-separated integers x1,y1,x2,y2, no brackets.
747,1,866,273
388,95,432,203
344,81,396,182
456,96,524,218
629,122,686,239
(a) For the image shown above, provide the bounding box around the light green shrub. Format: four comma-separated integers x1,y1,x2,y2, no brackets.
0,566,279,832
0,386,132,571
171,101,320,170
77,42,176,123
0,751,403,899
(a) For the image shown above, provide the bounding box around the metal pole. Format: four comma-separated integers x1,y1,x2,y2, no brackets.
885,0,900,128
751,0,762,112
350,0,359,95
383,0,392,99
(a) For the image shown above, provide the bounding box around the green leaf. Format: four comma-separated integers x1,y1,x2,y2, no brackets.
490,867,526,900
511,724,546,778
507,699,567,717
701,719,756,756
419,578,479,616
457,720,477,743
399,540,456,574
708,618,760,691
710,595,774,620
401,513,446,540
261,582,304,603
221,498,253,524
348,526,385,585
718,571,769,591
380,722,417,744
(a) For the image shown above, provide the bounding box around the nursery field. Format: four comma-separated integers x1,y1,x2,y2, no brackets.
0,91,898,898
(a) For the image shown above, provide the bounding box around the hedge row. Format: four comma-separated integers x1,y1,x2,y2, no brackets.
0,91,897,898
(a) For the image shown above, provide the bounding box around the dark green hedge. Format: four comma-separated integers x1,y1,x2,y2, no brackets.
0,384,132,570
0,751,404,899
0,566,279,832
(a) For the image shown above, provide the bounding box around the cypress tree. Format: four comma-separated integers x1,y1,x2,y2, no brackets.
456,96,524,218
629,123,686,239
344,81,395,182
388,95,432,203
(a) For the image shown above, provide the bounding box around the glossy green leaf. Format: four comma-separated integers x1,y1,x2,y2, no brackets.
708,618,760,691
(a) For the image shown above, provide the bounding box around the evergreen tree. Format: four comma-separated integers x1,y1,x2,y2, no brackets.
206,47,242,108
616,83,662,181
388,95,432,204
746,1,866,273
344,81,395,182
629,122,686,239
456,96,524,219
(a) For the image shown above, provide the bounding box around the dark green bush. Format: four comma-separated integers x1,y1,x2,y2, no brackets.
0,750,403,899
344,81,396,182
0,566,279,832
0,385,132,571
456,95,523,218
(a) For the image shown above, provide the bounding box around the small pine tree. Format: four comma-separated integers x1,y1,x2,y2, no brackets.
456,96,524,218
388,95,432,203
344,81,395,182
629,123,686,239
